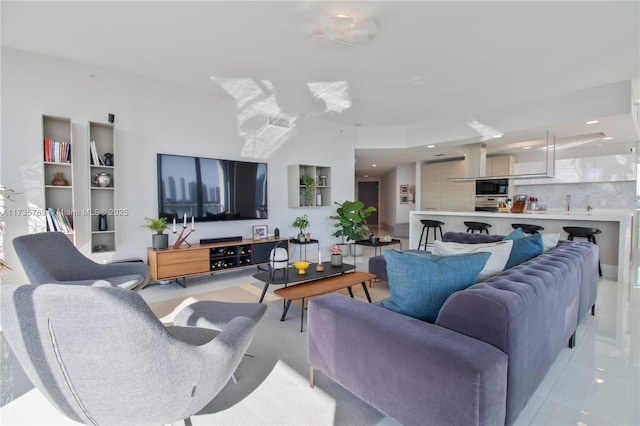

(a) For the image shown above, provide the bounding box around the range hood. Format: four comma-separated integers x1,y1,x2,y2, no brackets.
449,134,556,182
463,143,487,178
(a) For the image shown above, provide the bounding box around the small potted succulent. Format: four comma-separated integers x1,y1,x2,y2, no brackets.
292,214,310,242
329,244,343,267
141,216,169,249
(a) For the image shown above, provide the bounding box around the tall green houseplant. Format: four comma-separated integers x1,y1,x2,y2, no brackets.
330,200,377,243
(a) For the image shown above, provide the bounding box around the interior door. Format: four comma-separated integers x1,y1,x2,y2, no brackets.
358,181,379,226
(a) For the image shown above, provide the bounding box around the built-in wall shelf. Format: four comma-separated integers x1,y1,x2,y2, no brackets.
287,164,331,208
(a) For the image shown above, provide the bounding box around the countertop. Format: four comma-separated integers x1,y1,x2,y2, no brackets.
411,209,635,221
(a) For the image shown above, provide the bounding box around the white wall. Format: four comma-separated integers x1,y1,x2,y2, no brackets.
395,163,416,223
0,47,355,284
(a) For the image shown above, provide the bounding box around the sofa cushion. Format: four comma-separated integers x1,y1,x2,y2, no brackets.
504,227,526,240
380,250,490,322
433,240,513,281
542,233,560,252
504,233,544,269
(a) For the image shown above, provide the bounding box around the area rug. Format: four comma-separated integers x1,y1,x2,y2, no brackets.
146,281,396,426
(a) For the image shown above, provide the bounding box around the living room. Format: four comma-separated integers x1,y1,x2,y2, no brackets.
1,1,639,425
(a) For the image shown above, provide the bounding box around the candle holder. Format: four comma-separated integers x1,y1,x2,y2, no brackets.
173,225,195,249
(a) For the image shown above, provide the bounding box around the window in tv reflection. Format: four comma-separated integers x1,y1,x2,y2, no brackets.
157,154,267,221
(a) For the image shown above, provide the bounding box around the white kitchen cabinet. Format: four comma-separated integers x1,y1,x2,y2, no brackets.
594,154,636,182
514,154,634,185
486,155,514,176
420,160,473,211
420,162,442,209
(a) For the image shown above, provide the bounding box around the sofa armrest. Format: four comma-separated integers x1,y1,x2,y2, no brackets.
307,294,508,426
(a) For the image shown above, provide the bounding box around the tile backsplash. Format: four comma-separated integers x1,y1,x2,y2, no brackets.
513,181,636,210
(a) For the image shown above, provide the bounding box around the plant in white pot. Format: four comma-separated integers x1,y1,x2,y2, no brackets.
330,200,377,256
141,217,169,249
292,214,310,242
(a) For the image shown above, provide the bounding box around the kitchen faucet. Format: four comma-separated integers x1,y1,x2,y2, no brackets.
566,194,571,211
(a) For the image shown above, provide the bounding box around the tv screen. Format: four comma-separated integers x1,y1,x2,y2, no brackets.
157,154,267,222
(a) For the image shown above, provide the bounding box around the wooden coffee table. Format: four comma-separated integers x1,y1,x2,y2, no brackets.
274,271,375,332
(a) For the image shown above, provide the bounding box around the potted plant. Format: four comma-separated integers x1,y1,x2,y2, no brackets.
329,244,343,267
292,214,309,242
300,175,316,206
330,200,377,256
141,216,169,249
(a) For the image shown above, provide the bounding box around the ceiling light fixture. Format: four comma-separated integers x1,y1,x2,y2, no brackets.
522,146,531,149
427,145,435,148
602,136,613,140
372,164,377,167
586,120,599,124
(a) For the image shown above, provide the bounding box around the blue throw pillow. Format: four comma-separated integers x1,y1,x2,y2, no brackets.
380,250,490,322
503,233,544,269
504,227,526,240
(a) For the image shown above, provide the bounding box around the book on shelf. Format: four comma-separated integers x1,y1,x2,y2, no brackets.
44,139,71,163
47,208,61,232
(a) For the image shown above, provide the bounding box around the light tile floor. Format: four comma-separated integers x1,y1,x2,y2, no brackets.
144,226,640,425
3,226,639,425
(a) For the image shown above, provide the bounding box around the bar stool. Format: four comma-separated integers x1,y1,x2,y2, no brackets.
511,224,545,235
563,226,602,276
464,221,492,234
418,220,444,250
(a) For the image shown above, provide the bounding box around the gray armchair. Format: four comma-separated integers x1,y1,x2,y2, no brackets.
1,283,257,425
13,232,150,290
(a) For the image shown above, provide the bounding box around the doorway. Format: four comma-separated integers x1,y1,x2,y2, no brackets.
358,181,379,227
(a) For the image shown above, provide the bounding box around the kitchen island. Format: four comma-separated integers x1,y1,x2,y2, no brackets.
410,209,635,283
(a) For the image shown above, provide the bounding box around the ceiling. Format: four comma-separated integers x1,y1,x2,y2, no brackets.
2,1,639,177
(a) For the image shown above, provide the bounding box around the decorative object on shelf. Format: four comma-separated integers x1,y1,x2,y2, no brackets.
300,175,316,206
252,225,268,240
93,244,107,252
98,211,108,231
319,175,327,186
305,232,311,242
103,152,113,166
292,214,309,242
171,214,195,249
51,172,68,186
380,235,392,242
294,261,310,275
93,172,112,187
329,244,343,267
528,196,538,211
141,216,169,249
316,191,322,206
274,227,280,238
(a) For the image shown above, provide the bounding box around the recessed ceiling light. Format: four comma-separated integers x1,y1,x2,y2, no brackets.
427,145,435,148
522,146,531,150
372,164,377,167
363,174,369,178
492,134,503,138
586,120,599,124
602,136,613,140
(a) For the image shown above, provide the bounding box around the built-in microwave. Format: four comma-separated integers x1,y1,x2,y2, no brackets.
475,179,509,195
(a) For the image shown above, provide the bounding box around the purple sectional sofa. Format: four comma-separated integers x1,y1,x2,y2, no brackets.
307,232,599,425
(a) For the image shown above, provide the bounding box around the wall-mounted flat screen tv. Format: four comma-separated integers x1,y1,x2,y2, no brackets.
157,154,267,222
